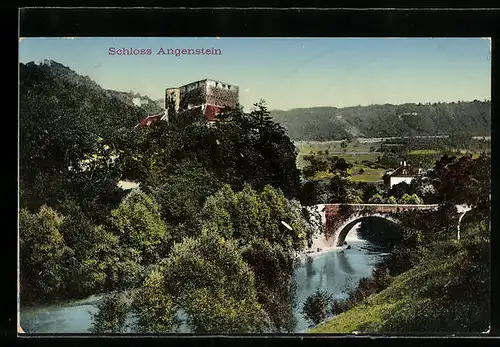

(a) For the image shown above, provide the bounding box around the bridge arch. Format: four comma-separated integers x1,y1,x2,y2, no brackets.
331,214,400,247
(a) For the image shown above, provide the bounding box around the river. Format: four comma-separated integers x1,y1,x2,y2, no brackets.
20,227,388,334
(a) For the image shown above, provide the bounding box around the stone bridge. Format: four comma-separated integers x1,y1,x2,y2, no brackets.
311,203,471,247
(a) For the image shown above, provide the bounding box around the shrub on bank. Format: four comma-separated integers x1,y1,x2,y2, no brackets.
302,289,333,326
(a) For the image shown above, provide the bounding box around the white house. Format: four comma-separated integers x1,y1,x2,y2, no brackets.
383,161,422,188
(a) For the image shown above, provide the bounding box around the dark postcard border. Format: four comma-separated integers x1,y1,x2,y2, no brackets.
19,8,500,37
8,7,500,346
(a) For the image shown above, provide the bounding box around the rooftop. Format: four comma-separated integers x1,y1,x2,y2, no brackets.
166,78,239,91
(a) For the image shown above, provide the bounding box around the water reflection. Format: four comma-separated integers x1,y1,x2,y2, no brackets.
292,238,388,331
21,232,388,334
336,250,356,275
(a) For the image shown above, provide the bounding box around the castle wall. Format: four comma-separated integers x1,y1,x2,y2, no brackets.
179,81,207,110
205,80,239,108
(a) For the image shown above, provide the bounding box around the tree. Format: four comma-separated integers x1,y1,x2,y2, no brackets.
110,190,168,264
89,292,130,333
60,202,119,297
326,175,362,204
387,182,413,200
199,184,314,332
241,239,298,332
298,179,329,206
429,154,490,211
302,154,329,178
162,230,270,333
200,184,309,252
153,164,222,241
178,101,301,198
328,156,353,177
131,269,179,333
19,206,70,305
301,288,333,326
19,62,144,221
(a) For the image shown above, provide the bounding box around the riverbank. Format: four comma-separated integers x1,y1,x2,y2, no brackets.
308,220,490,334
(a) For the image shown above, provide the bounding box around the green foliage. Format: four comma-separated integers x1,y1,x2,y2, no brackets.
387,196,397,204
241,239,298,332
330,298,350,316
386,182,414,200
153,164,222,241
19,206,69,305
110,190,168,263
298,179,329,205
60,207,118,297
170,101,301,198
302,154,353,180
131,269,178,333
162,230,270,333
368,193,385,204
200,184,308,252
357,218,403,250
301,288,333,326
326,176,362,203
19,61,143,220
428,153,491,210
398,193,422,204
89,292,130,333
310,219,490,333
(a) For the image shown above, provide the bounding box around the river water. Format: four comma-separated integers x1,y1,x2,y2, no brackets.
20,227,388,334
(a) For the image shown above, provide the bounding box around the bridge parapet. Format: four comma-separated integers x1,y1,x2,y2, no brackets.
313,203,468,248
323,204,438,217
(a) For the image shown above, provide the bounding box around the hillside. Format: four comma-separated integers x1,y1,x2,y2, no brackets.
310,220,490,334
271,102,491,141
19,60,152,202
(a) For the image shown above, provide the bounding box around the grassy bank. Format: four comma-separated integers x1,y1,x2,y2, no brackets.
309,220,490,334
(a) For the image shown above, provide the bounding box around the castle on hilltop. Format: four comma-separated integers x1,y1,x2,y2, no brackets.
136,79,239,128
166,79,239,123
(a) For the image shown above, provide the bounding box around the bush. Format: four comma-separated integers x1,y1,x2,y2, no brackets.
399,193,423,204
331,298,350,316
89,292,130,333
301,288,333,326
368,193,385,204
387,196,398,204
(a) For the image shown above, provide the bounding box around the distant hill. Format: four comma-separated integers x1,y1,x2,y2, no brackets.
154,98,165,109
107,90,163,115
271,102,491,141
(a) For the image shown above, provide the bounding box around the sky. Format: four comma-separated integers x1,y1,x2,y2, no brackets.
19,37,491,111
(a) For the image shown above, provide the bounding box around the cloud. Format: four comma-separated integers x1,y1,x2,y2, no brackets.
244,88,250,93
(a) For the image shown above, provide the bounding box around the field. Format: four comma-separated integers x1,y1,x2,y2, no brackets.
295,140,385,182
408,149,441,155
296,139,490,183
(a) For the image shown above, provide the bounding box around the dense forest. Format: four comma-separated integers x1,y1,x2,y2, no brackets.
19,60,490,334
271,101,491,141
19,60,317,333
